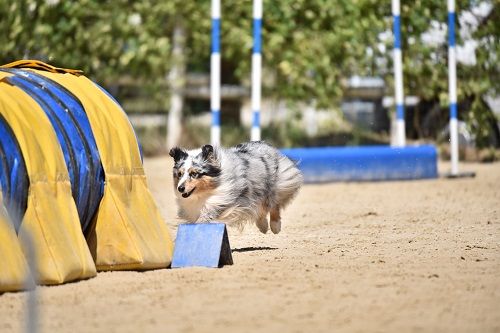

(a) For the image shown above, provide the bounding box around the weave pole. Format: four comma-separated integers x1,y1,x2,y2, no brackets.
24,233,38,333
448,0,459,175
250,0,262,141
211,0,221,146
392,0,406,147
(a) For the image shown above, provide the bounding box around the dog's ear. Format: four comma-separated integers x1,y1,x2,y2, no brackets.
201,144,216,161
169,147,188,162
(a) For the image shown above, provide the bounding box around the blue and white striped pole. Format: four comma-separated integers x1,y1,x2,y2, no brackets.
392,0,406,147
211,0,221,146
251,0,262,141
448,0,459,175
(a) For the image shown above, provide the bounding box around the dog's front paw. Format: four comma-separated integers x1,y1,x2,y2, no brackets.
270,219,281,234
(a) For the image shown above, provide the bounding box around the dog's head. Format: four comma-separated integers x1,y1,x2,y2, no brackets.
169,144,221,199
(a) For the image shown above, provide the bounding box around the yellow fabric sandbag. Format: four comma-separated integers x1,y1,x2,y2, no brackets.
36,70,173,270
0,73,96,284
0,193,31,292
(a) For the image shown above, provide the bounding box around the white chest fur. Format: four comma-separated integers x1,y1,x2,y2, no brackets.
176,193,209,221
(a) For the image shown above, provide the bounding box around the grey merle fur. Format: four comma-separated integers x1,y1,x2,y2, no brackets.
169,141,303,234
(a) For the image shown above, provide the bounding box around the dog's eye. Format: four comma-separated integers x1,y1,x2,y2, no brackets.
190,172,199,179
177,171,183,178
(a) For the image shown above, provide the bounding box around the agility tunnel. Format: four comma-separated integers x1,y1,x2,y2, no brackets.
0,60,173,291
282,145,438,183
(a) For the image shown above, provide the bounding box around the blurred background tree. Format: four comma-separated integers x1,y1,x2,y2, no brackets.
0,0,498,150
0,0,172,86
393,0,499,148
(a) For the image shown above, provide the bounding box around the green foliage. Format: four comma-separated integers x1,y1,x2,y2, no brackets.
0,0,498,147
213,0,389,107
384,0,499,146
0,0,172,86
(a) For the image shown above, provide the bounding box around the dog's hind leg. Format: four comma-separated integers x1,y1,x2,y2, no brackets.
256,216,269,234
255,205,269,234
270,206,281,234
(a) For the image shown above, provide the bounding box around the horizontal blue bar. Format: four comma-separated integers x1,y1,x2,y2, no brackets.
281,145,438,183
212,109,221,126
450,102,458,119
253,19,262,54
448,12,456,47
252,111,260,127
212,19,220,54
396,104,404,120
393,15,402,49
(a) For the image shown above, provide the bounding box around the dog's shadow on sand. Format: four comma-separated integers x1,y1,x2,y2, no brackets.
232,246,278,253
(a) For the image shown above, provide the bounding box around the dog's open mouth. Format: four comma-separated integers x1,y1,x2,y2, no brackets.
182,187,196,198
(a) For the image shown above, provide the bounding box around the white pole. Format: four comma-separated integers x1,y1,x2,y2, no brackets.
166,23,186,149
211,0,221,146
392,0,405,147
23,233,38,333
251,0,263,141
448,0,459,175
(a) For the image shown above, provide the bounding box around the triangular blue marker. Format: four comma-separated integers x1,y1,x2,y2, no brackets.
171,223,233,268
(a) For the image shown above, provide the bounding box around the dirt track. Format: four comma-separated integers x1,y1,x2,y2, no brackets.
1,157,499,333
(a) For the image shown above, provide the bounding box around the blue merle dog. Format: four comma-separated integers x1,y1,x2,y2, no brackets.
169,141,302,234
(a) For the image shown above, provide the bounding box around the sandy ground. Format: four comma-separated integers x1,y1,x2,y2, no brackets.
0,157,499,333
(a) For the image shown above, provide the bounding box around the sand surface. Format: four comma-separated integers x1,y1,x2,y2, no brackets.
1,157,499,333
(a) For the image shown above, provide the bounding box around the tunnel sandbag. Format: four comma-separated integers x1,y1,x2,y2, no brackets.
0,113,28,231
0,68,104,234
0,72,96,284
30,64,173,270
0,193,31,292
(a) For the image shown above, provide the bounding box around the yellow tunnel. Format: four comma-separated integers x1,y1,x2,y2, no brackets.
0,60,173,291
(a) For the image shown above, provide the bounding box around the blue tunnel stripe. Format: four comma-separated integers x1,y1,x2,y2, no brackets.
0,113,28,232
2,68,104,233
7,75,80,192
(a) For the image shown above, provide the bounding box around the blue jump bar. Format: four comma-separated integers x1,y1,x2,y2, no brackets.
281,145,438,183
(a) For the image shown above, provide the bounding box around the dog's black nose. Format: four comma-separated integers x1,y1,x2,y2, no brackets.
178,185,185,193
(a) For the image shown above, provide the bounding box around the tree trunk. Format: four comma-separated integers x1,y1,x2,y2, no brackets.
167,21,186,149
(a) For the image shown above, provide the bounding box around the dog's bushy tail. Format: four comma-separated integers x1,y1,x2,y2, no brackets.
276,155,303,207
